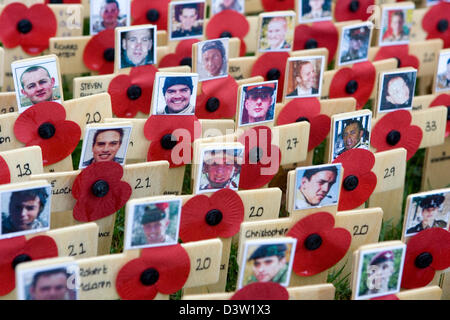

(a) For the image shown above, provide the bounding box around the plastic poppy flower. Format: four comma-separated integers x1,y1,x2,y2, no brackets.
83,29,115,74
0,235,58,296
45,0,81,3
294,21,339,62
286,212,351,276
180,189,244,242
108,65,158,118
332,149,377,211
13,101,81,166
206,10,249,56
401,228,450,289
116,244,190,300
334,0,374,22
422,2,450,48
329,61,376,109
371,110,423,161
143,115,201,168
0,156,11,185
131,0,169,30
276,98,331,151
429,94,450,137
374,45,419,70
195,76,239,119
251,52,290,102
231,282,289,300
237,126,281,190
0,3,57,55
261,0,294,11
158,39,200,68
72,161,132,222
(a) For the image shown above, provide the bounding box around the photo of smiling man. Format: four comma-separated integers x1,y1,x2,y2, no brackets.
258,12,295,52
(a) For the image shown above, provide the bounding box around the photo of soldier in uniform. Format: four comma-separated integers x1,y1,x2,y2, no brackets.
338,23,372,66
239,81,277,126
258,13,295,52
379,6,414,46
435,52,450,92
377,69,416,114
298,0,332,23
170,1,205,40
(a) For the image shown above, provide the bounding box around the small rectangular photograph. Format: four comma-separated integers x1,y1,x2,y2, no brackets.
258,12,296,53
404,190,450,238
285,56,324,99
331,112,372,161
16,261,79,300
12,56,63,113
338,22,373,66
211,0,244,15
90,0,130,35
125,198,182,250
78,125,133,169
169,0,205,40
379,6,414,47
293,163,342,211
298,0,332,23
196,38,229,82
354,244,406,300
238,81,277,127
377,69,417,114
435,51,450,92
0,184,52,239
237,238,297,289
117,25,157,69
152,73,199,115
196,146,244,194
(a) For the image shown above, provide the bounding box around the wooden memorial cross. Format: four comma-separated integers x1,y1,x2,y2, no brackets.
0,146,44,184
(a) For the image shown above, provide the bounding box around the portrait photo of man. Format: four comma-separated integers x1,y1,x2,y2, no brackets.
299,0,332,23
170,1,205,40
91,0,129,35
197,38,228,81
1,186,51,237
294,164,341,210
211,0,244,15
119,25,156,69
154,74,198,115
435,53,450,92
239,82,277,126
378,70,416,113
332,114,371,160
286,56,323,98
380,7,413,46
339,23,372,66
405,193,448,237
197,147,244,193
259,14,295,52
79,126,132,169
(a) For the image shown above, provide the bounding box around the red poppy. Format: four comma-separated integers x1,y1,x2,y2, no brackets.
0,156,11,185
422,2,450,48
334,0,374,22
206,10,249,56
116,244,190,300
294,21,339,61
401,228,450,289
276,98,331,151
251,52,290,102
371,110,423,161
143,115,202,168
0,235,58,296
429,94,450,138
14,101,81,166
131,0,169,30
0,3,57,55
45,0,81,3
329,61,376,109
286,212,351,276
158,39,200,68
83,29,115,74
261,0,294,11
237,126,281,190
72,161,132,222
195,76,238,119
374,45,420,70
231,282,289,300
180,189,244,242
332,149,377,211
108,65,158,118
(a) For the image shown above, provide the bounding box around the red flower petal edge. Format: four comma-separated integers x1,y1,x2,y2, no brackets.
429,94,450,138
294,21,339,61
116,244,190,300
374,45,419,70
422,2,450,48
231,282,289,300
0,156,11,185
287,212,351,276
261,0,294,11
131,0,169,30
158,39,200,68
334,0,374,22
83,29,115,74
72,161,132,222
180,189,244,242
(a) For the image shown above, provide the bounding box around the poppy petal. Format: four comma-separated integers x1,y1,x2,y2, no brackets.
231,282,289,300
0,3,26,49
0,236,27,296
206,10,249,40
294,21,339,61
334,0,374,22
131,0,169,30
422,2,450,48
0,156,11,185
261,0,294,11
195,76,238,119
116,257,159,300
83,29,115,74
374,45,419,70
